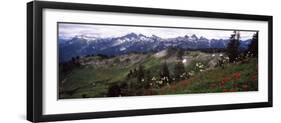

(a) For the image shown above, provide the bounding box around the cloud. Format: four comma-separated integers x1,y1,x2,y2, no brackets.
58,23,256,40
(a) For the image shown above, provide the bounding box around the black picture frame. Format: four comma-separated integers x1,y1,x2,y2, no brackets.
27,1,273,122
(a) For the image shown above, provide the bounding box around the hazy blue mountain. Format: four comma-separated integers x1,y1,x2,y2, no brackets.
59,33,252,62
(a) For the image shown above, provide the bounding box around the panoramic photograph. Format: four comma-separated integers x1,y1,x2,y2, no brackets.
58,23,258,99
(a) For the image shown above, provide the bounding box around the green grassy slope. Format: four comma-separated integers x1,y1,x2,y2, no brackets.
59,51,258,99
157,58,258,95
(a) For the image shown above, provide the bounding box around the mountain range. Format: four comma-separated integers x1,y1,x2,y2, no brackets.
59,33,252,62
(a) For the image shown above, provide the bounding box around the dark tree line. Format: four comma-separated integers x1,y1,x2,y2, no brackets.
248,32,258,57
159,62,171,83
174,62,186,81
226,31,258,63
59,56,81,75
226,31,240,63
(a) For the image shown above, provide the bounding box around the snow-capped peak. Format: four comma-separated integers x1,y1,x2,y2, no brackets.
74,35,100,41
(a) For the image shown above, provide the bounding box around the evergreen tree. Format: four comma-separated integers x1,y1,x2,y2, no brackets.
160,62,170,83
107,84,121,97
71,57,75,62
248,32,258,57
177,49,184,60
167,47,177,57
144,70,152,88
226,31,240,63
174,62,186,81
133,68,138,77
137,65,145,83
127,69,133,78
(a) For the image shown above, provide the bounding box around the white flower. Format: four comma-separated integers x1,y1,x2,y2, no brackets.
212,54,215,57
199,64,204,68
166,83,170,87
219,54,223,57
188,71,195,76
182,59,187,63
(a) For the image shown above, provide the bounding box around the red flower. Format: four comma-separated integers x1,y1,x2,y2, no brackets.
233,72,241,80
251,75,257,81
220,77,230,87
233,83,237,88
222,77,230,83
223,89,229,92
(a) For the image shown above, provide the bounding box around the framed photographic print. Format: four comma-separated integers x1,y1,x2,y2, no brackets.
27,1,273,122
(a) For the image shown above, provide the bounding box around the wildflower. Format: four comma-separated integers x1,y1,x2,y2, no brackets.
182,59,187,63
233,72,241,79
221,77,230,84
223,89,229,92
252,75,257,81
221,82,225,87
166,83,170,87
233,83,237,88
221,77,229,87
188,71,195,76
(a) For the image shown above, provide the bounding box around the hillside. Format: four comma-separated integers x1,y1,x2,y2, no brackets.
59,49,258,99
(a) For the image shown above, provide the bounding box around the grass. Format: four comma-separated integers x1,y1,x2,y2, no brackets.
60,64,131,98
158,58,258,94
59,52,258,99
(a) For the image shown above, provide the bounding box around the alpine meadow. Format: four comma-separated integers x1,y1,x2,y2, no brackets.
58,23,258,99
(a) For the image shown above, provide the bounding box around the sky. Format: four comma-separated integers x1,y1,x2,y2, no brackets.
58,23,257,40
